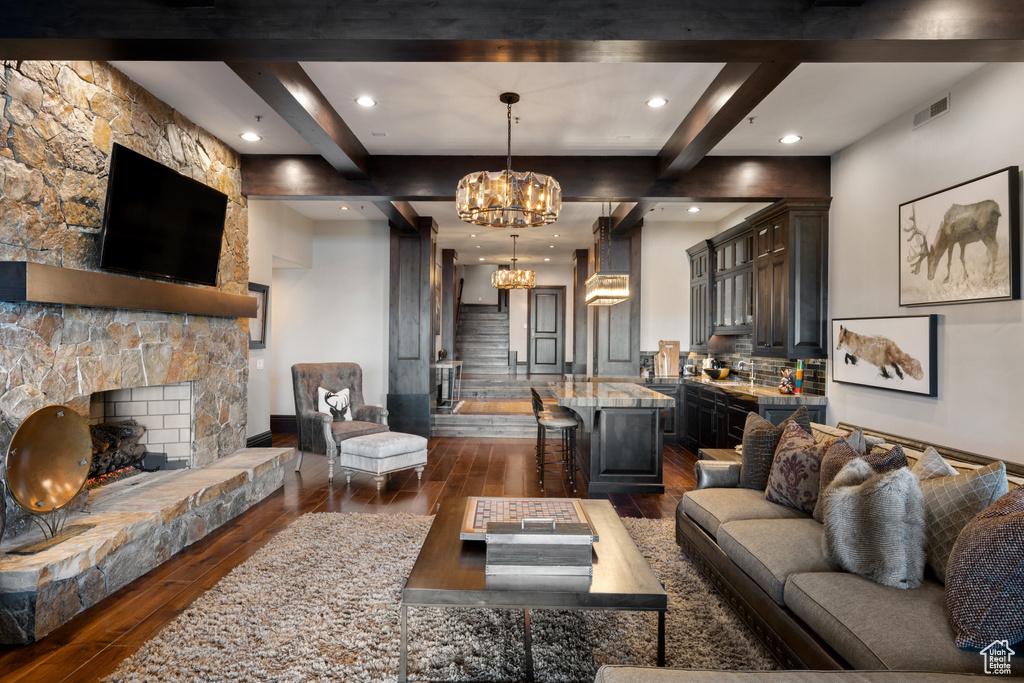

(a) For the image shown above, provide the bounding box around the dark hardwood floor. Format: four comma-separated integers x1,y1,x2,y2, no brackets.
0,435,699,682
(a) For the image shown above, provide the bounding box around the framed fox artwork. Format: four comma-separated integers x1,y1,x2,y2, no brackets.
831,315,938,397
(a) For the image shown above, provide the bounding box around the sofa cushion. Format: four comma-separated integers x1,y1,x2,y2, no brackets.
784,572,982,673
679,488,808,539
946,486,1024,649
765,423,825,514
594,667,988,683
821,459,926,589
717,518,834,606
740,406,812,490
330,420,390,443
917,460,1008,584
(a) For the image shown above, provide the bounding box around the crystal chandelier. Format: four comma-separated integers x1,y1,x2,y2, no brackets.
491,234,536,289
457,92,561,228
585,203,630,306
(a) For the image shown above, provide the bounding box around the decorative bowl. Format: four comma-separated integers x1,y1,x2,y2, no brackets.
703,367,730,380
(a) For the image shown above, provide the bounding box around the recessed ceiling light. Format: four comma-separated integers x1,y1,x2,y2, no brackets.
779,135,802,144
646,97,668,108
476,245,481,248
544,258,550,261
550,245,555,248
239,132,262,142
553,234,559,237
688,207,701,213
355,96,377,107
340,206,349,211
478,257,486,261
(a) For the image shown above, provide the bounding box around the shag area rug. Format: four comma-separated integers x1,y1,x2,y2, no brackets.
106,512,779,682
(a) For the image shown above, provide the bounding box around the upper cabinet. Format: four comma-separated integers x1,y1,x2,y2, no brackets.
751,199,831,359
686,198,831,358
686,240,712,353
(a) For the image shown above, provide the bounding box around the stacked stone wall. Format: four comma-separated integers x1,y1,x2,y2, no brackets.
0,61,249,529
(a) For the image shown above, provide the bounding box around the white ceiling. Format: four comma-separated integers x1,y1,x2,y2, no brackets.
110,60,987,262
279,200,386,221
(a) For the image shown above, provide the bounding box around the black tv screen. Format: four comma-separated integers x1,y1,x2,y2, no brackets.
100,143,228,287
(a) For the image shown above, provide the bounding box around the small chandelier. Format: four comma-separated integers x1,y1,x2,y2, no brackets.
491,234,536,289
585,202,630,306
457,92,561,228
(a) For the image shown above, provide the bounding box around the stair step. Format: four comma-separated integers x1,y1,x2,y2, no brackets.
430,413,539,438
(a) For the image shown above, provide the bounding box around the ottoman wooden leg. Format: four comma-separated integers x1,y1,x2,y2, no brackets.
344,469,353,485
374,475,385,491
415,466,424,483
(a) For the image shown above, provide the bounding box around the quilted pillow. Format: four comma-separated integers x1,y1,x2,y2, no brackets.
765,422,824,513
916,460,1008,584
910,446,958,481
318,386,353,421
813,438,908,522
946,486,1024,649
739,406,811,490
821,458,926,589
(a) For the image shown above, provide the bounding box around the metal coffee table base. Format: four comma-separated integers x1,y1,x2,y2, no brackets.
399,603,665,683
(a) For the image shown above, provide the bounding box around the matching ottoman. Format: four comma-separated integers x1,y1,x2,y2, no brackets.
336,431,428,490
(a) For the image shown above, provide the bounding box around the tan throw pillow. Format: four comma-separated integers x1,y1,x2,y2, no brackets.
813,438,909,522
911,446,958,481
821,458,926,589
764,422,825,513
946,486,1024,649
918,460,1008,584
739,406,812,490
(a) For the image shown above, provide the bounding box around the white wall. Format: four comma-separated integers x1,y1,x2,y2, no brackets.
459,264,499,305
640,221,718,352
829,62,1024,465
509,264,575,363
246,200,315,439
271,219,391,415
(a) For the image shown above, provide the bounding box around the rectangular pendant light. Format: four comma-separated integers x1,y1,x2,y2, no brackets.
585,272,629,306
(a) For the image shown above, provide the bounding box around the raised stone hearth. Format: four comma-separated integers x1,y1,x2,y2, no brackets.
0,447,292,644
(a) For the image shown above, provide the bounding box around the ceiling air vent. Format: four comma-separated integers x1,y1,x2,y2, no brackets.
913,94,950,129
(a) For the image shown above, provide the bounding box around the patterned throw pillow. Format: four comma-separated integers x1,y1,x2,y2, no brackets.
765,422,824,513
821,458,926,589
813,438,908,522
910,446,958,481
318,386,353,421
916,460,1008,584
946,486,1024,649
739,406,812,490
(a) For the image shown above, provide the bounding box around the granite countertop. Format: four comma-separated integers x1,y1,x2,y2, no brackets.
563,374,688,385
549,381,675,408
681,377,827,405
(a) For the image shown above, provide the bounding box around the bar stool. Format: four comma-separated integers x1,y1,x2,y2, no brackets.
530,388,578,492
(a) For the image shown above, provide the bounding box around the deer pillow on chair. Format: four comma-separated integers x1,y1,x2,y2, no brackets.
318,387,353,421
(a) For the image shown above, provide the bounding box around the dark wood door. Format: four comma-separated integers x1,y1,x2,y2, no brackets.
528,286,565,374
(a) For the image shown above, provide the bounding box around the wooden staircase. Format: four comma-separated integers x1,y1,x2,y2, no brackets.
456,304,510,375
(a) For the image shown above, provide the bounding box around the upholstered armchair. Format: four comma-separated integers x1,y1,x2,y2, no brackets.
291,363,389,474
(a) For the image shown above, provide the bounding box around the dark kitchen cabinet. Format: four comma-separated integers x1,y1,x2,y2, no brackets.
644,382,682,446
711,225,754,335
682,385,757,450
751,199,831,359
687,241,712,353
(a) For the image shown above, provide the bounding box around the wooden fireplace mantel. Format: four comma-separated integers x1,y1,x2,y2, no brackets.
0,262,257,318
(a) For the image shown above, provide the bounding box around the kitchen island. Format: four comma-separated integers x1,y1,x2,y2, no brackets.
549,381,675,496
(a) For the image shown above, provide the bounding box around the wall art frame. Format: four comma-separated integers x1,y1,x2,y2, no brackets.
899,166,1020,307
248,282,268,349
831,315,937,397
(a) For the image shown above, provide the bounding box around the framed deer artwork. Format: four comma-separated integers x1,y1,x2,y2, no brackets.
832,315,937,397
899,166,1020,306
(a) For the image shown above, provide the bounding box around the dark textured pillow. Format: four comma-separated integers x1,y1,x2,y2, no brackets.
946,486,1024,650
821,458,925,589
813,439,908,522
739,406,812,490
918,460,1008,584
765,422,824,513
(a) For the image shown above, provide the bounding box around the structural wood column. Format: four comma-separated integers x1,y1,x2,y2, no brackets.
571,248,589,374
441,249,458,359
388,217,437,437
592,218,642,376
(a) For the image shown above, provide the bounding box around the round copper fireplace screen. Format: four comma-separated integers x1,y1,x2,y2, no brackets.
5,405,92,521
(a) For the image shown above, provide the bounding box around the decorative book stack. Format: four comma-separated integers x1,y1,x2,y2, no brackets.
485,518,597,578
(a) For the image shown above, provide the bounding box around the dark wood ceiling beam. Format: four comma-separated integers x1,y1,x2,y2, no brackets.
658,62,798,179
227,62,369,178
241,154,831,202
373,201,421,234
610,201,655,234
7,1,1024,62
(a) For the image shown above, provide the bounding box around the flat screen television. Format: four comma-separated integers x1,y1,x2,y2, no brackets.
99,143,228,287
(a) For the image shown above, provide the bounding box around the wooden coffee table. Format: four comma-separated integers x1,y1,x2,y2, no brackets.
399,496,668,682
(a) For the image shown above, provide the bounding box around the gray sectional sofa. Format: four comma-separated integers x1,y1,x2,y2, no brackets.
595,668,989,682
666,422,1022,678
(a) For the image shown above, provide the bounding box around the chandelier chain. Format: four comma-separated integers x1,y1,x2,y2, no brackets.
506,100,513,179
